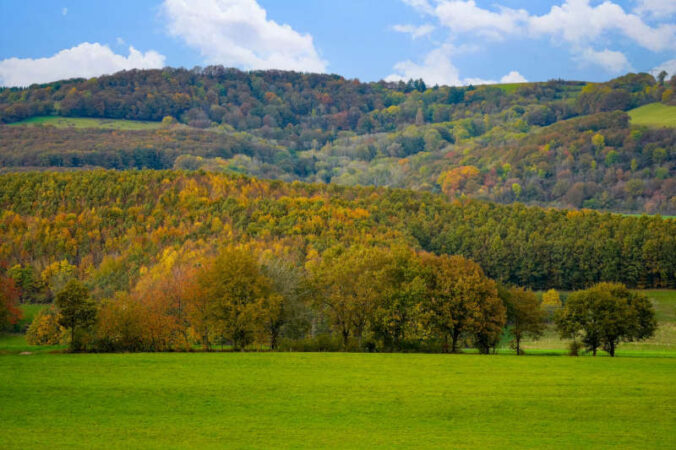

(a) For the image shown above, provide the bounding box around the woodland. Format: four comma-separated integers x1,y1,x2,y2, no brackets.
1,67,674,214
0,68,674,354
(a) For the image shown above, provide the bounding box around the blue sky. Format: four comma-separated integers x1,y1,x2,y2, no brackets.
0,0,674,87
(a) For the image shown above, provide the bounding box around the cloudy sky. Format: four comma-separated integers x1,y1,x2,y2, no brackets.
0,0,674,87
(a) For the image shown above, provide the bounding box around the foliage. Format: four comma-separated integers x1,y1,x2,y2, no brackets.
25,306,65,345
1,68,673,214
556,282,657,356
500,285,545,354
541,288,562,320
0,270,22,330
420,253,505,353
54,279,97,351
0,170,673,297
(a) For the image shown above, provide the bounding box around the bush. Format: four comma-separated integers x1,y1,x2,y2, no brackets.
26,307,66,345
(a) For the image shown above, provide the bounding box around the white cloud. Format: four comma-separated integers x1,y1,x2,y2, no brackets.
634,0,676,19
403,1,675,52
163,0,326,72
402,0,435,15
392,24,435,39
576,48,633,73
386,46,462,85
62,7,68,16
500,71,527,83
0,42,165,87
434,1,528,40
116,37,125,46
386,46,526,86
528,0,675,52
652,59,676,79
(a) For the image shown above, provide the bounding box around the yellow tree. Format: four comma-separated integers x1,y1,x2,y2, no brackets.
197,246,273,350
421,253,504,353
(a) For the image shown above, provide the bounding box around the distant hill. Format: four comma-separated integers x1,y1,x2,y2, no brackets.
1,67,674,213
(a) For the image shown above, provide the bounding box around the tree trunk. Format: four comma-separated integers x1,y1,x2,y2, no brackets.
516,337,521,356
592,347,597,356
451,330,460,353
342,328,349,350
609,341,615,357
270,331,278,351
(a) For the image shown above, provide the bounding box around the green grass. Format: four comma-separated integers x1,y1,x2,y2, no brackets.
1,291,674,447
628,103,676,128
494,83,522,94
0,352,673,448
9,115,163,130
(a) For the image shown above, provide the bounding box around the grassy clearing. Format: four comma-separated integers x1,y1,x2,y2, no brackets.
628,103,676,128
0,352,674,449
495,83,522,94
9,116,163,130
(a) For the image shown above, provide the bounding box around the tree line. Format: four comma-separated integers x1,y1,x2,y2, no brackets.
12,244,655,356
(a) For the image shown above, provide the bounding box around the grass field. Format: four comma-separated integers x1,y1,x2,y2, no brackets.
1,291,674,448
0,353,673,448
628,103,676,128
9,115,164,130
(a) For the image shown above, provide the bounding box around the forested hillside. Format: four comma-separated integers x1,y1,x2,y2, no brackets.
1,67,674,213
1,171,674,298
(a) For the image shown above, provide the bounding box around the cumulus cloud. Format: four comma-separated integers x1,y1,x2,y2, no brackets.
386,46,526,86
403,1,675,52
392,24,435,39
500,71,527,83
0,42,165,87
528,0,675,52
163,0,326,72
576,48,633,74
396,1,675,83
652,59,676,78
634,0,676,19
385,46,462,85
433,1,528,40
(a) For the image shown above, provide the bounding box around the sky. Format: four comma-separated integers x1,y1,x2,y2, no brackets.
0,0,674,87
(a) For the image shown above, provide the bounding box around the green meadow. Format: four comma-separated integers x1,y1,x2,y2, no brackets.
0,353,674,449
0,290,674,448
628,103,676,128
9,115,163,130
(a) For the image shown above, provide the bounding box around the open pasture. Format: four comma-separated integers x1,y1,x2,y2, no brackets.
0,352,674,449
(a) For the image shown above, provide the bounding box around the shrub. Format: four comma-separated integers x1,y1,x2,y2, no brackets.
26,307,66,345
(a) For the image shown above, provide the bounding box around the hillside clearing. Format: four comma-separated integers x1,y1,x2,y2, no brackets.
9,116,164,130
628,103,676,128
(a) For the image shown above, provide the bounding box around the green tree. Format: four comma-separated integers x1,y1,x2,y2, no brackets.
500,286,544,355
309,246,386,349
371,247,426,350
555,282,657,356
55,279,97,352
